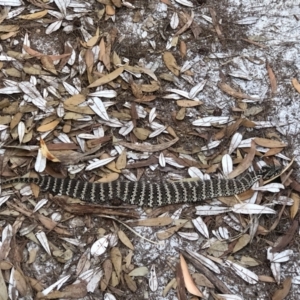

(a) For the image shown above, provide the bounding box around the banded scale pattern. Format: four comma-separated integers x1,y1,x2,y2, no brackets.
1,166,280,207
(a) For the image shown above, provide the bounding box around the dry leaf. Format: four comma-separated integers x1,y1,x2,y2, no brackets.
127,217,173,227
117,230,134,250
233,234,251,253
254,137,287,148
133,127,150,140
176,100,202,107
40,138,60,162
272,277,291,300
116,150,127,170
218,81,258,100
228,140,256,179
88,66,124,87
290,193,300,219
163,52,180,76
180,40,187,58
37,119,60,132
110,247,122,279
124,274,137,292
180,254,203,297
18,10,48,20
291,78,300,93
118,137,179,152
266,61,277,94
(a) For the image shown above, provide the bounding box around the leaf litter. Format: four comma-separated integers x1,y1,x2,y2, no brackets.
0,0,300,299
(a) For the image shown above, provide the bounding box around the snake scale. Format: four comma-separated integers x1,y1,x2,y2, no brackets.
1,166,281,207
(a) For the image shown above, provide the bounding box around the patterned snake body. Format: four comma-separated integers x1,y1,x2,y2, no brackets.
1,166,281,207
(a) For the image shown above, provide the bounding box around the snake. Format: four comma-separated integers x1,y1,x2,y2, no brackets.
1,166,281,207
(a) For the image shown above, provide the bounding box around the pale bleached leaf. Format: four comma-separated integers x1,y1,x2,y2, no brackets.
170,12,179,29
186,249,221,274
175,0,194,7
0,0,22,6
159,152,165,167
149,265,158,291
225,260,258,284
188,79,207,99
268,248,293,263
85,157,115,171
165,157,185,168
215,294,243,300
18,121,25,143
104,293,117,300
177,231,199,241
232,203,276,215
88,90,117,98
41,275,71,296
229,132,243,154
188,167,204,180
212,226,229,240
33,199,48,213
193,116,233,127
222,154,233,176
122,169,138,182
46,20,63,34
270,262,281,284
35,148,46,172
252,183,284,193
149,107,156,123
149,125,167,138
36,231,51,256
196,205,230,216
119,121,134,136
165,88,201,101
192,216,209,238
91,235,110,256
201,140,221,151
88,97,110,121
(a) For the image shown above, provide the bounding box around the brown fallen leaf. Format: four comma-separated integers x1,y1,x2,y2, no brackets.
118,230,134,250
126,217,173,227
40,138,60,162
18,9,48,20
180,40,187,58
290,193,300,219
218,81,258,100
266,61,277,94
180,254,203,297
174,11,194,36
37,119,60,132
100,259,113,291
271,220,298,253
176,262,187,300
99,38,111,70
254,137,287,148
292,78,300,93
228,140,256,179
115,150,127,169
118,137,179,152
157,222,187,240
111,247,122,279
232,234,251,253
272,277,292,300
176,100,203,107
124,274,137,292
163,52,180,76
88,66,124,87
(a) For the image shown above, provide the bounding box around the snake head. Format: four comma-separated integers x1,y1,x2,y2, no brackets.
260,165,282,180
